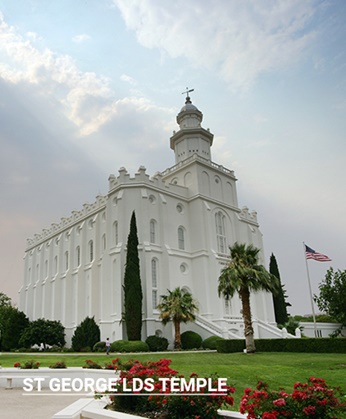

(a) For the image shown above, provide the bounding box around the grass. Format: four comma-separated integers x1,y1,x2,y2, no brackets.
1,351,346,408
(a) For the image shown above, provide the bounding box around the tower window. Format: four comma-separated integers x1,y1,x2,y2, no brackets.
150,219,156,244
178,226,185,250
151,258,158,309
89,240,94,262
215,211,227,254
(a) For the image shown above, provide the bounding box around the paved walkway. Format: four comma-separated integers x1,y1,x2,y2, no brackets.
0,388,91,419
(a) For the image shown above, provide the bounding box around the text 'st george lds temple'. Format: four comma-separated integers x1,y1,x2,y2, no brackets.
19,94,282,345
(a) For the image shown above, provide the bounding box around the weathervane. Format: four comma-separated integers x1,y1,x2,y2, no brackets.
182,87,194,98
182,87,194,104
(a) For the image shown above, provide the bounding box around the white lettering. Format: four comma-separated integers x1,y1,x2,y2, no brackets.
159,377,170,392
23,378,34,392
49,378,60,392
180,378,195,392
144,378,154,392
196,378,207,392
71,378,83,392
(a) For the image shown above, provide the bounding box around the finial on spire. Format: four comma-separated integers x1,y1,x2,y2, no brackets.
182,87,194,104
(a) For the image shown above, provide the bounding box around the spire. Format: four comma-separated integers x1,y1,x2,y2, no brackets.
170,90,214,164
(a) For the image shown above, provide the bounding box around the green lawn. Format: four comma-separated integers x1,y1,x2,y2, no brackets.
1,351,345,408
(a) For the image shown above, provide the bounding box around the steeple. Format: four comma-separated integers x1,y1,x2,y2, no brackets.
170,92,214,164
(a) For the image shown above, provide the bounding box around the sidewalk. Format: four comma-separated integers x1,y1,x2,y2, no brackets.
0,388,90,419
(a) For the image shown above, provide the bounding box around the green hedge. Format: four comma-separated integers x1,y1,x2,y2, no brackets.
216,338,346,353
145,335,169,352
110,340,149,353
181,331,202,350
216,339,245,353
93,341,106,352
201,336,224,350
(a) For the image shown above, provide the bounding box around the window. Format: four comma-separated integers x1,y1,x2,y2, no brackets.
54,256,58,275
151,258,158,309
113,221,118,246
102,234,106,252
178,226,185,250
89,240,94,262
44,260,48,278
64,251,69,271
76,246,81,267
215,211,227,254
150,219,156,244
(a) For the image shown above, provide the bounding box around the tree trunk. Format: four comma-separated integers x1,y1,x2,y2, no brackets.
174,319,182,350
240,286,256,353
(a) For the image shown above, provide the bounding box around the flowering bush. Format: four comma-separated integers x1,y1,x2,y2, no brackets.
104,358,120,370
14,360,40,369
49,360,67,369
106,358,235,419
82,359,102,369
240,377,346,419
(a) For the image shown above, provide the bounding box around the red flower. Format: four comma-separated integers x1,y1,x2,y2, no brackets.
302,405,316,415
273,398,286,407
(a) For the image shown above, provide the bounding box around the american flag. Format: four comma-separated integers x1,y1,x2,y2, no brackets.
305,245,331,262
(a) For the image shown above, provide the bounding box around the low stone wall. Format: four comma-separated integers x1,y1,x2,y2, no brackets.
54,397,247,419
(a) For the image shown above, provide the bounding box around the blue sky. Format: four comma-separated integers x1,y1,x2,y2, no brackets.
0,0,345,316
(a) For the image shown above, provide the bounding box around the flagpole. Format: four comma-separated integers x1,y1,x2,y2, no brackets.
303,242,317,337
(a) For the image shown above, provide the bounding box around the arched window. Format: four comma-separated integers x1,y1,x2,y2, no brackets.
76,246,81,267
150,219,156,244
215,211,227,254
54,256,58,275
89,240,94,262
113,221,118,246
178,226,185,250
151,258,158,309
64,251,69,271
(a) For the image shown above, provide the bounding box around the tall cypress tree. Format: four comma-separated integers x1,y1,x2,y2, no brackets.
270,253,290,325
124,211,142,340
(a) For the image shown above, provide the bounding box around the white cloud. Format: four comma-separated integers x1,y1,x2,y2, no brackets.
120,74,137,85
72,33,91,43
0,13,172,138
113,0,319,89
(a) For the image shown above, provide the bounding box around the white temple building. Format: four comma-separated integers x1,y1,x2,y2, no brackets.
19,95,283,346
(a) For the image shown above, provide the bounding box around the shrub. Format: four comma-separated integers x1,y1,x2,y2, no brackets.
71,316,100,352
181,330,202,350
217,338,346,353
216,339,245,353
14,360,40,369
19,318,65,348
202,335,224,350
110,340,129,352
82,359,102,369
49,360,67,369
145,335,169,352
240,377,346,418
121,340,149,353
106,358,235,418
93,341,106,352
110,340,149,353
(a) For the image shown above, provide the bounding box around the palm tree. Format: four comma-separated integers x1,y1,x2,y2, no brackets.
157,287,198,350
218,242,279,353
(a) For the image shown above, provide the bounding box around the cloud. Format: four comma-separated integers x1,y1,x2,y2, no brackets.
113,0,319,89
120,74,137,85
72,33,91,43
